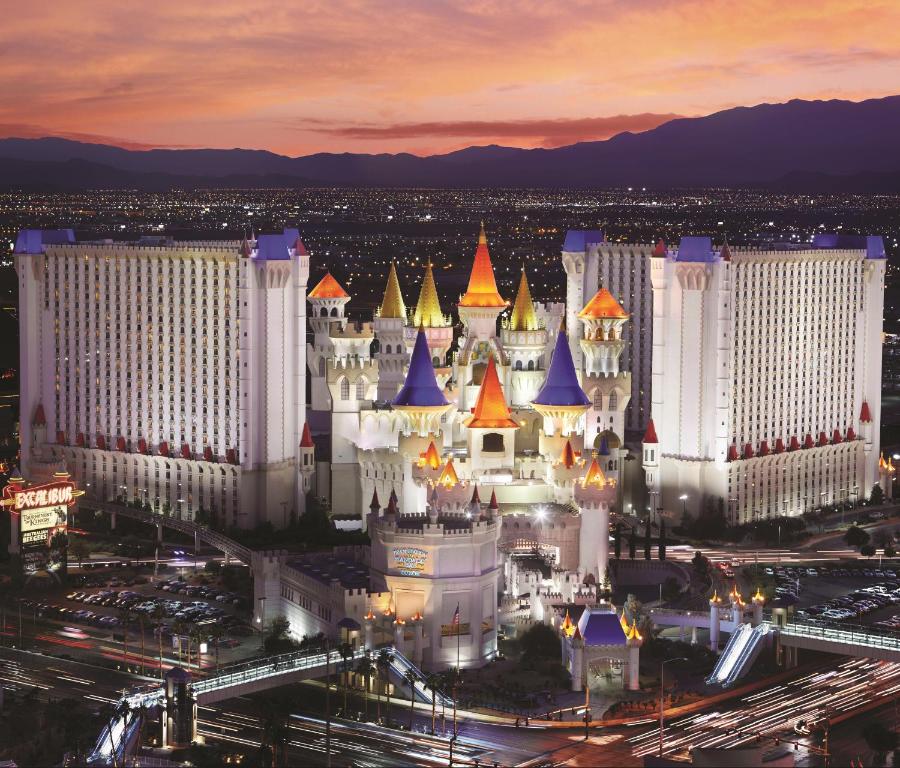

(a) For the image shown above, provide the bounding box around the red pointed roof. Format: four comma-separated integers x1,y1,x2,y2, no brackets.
465,356,518,429
643,418,658,444
369,488,381,510
137,438,147,454
459,223,505,308
578,287,628,320
203,445,214,461
488,489,499,510
181,443,191,459
860,401,872,423
300,422,314,448
847,426,856,441
96,434,106,450
789,436,800,451
818,432,829,447
561,439,576,469
774,438,785,454
727,443,739,462
652,239,667,257
803,434,814,449
226,447,237,464
32,404,46,426
116,436,127,452
309,272,349,300
758,441,769,456
743,443,754,459
832,429,843,444
470,485,481,505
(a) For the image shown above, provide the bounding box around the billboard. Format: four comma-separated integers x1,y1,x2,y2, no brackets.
390,546,429,576
2,478,79,574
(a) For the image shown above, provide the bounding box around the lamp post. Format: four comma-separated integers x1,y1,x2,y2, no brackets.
659,657,688,757
257,596,267,650
679,494,688,519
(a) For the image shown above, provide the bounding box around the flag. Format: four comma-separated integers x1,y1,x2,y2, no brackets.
452,604,460,626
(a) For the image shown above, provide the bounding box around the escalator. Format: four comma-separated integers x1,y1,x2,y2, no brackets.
706,622,771,687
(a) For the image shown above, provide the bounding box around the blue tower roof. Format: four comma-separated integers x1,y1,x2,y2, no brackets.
533,332,590,407
598,436,610,455
812,233,885,259
392,329,449,408
14,229,75,254
676,236,715,262
563,229,605,253
255,227,301,260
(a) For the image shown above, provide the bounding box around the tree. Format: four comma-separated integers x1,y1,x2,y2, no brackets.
860,544,876,558
628,526,637,560
643,519,652,560
861,721,897,766
658,520,667,561
691,551,709,575
377,649,394,726
870,484,885,506
613,523,622,560
265,615,293,654
118,607,134,669
136,613,147,676
661,576,681,603
355,654,374,722
69,536,91,570
424,672,443,734
49,531,69,580
520,622,561,661
403,668,418,731
845,524,871,548
339,642,353,714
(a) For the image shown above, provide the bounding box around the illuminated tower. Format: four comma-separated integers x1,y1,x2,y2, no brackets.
464,356,519,475
501,268,548,406
307,272,351,411
574,454,616,580
407,260,453,368
374,262,409,401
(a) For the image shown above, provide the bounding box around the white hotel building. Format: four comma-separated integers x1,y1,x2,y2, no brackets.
15,228,312,529
642,234,887,524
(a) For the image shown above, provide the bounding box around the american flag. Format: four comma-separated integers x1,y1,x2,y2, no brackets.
452,604,460,626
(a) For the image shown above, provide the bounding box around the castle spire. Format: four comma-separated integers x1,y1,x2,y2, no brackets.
379,261,406,319
509,267,539,331
533,331,591,408
460,224,505,308
413,260,447,327
465,356,518,429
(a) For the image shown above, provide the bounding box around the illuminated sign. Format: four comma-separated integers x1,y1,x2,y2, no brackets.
2,480,77,512
21,505,68,533
392,547,428,576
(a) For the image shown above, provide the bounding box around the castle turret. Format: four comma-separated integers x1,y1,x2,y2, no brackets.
501,268,548,405
532,331,590,455
408,260,453,367
574,454,616,580
578,288,628,377
392,328,453,438
458,223,507,340
375,262,409,401
464,356,518,474
642,418,661,520
298,422,316,499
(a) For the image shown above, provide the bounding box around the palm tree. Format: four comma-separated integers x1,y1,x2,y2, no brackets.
117,607,134,669
403,668,418,732
424,672,443,734
377,649,394,727
150,604,166,677
136,613,147,676
338,642,353,715
355,654,374,722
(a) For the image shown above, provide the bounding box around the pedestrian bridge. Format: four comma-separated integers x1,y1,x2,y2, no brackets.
780,619,900,662
94,500,252,564
87,644,450,764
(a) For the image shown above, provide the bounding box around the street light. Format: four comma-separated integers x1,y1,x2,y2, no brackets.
660,657,688,756
679,494,688,519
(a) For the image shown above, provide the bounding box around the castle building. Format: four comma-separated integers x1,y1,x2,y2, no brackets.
15,228,312,529
644,235,887,523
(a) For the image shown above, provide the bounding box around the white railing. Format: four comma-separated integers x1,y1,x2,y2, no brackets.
782,620,900,652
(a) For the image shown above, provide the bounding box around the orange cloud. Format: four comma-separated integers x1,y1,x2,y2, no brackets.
0,0,897,155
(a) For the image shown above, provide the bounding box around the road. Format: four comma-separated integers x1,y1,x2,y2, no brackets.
625,657,900,763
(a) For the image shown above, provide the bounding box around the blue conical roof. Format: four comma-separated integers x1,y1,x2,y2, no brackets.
392,329,449,407
598,436,610,455
533,332,590,407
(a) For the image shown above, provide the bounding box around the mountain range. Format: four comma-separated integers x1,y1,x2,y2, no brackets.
1,96,899,191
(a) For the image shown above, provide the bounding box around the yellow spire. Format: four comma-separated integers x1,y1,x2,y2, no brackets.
413,261,447,328
510,268,539,331
379,261,406,319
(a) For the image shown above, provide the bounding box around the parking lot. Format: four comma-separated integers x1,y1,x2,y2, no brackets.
753,563,900,630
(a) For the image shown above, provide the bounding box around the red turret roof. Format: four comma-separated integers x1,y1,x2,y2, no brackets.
465,357,518,429
652,239,666,258
818,432,829,447
203,446,214,461
643,418,658,444
847,426,856,441
860,401,872,423
561,440,576,469
743,443,754,459
758,441,769,456
790,436,800,451
181,443,191,459
309,272,349,300
97,434,106,450
803,434,814,449
116,436,127,452
32,404,46,426
774,438,785,454
159,441,170,457
138,438,147,454
582,456,608,488
300,422,314,448
369,488,380,510
832,429,843,444
470,485,481,505
488,490,499,510
459,223,505,308
727,443,739,462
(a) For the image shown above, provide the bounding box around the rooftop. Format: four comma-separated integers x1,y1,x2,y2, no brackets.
378,261,406,319
533,332,590,408
562,229,605,252
578,287,628,320
465,356,518,429
287,553,370,590
309,272,350,300
459,223,506,308
392,329,449,408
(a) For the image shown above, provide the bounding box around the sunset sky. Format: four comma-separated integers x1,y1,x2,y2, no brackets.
2,0,899,156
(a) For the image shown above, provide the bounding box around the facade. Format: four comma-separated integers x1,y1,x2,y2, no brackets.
15,228,310,529
643,235,887,523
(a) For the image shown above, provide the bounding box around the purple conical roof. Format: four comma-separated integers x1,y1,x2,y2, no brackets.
533,332,590,407
392,329,449,407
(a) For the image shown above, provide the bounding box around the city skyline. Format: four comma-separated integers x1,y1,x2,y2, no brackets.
3,1,900,155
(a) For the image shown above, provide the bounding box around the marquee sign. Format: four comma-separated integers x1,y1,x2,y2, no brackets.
391,546,429,577
1,480,77,512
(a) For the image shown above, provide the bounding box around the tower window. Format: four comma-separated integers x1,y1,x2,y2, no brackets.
482,433,505,453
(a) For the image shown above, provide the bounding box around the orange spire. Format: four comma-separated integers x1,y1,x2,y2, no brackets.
578,287,628,319
581,454,607,488
419,440,442,470
561,610,575,637
437,458,459,488
309,272,349,299
459,223,505,308
464,356,518,429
